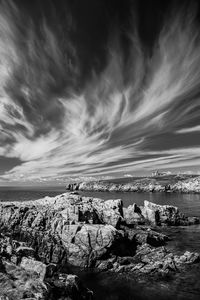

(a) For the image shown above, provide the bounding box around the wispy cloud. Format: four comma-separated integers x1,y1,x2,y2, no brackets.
1,1,200,183
176,125,200,134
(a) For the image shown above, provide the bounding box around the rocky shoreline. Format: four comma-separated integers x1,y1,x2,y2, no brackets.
0,192,200,299
73,175,200,193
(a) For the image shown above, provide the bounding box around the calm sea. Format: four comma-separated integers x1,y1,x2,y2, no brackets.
0,186,66,202
1,187,200,299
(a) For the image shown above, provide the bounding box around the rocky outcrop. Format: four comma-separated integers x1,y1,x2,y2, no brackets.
171,176,200,193
78,175,200,193
122,201,199,226
108,244,200,276
0,193,199,287
141,200,199,226
0,233,93,300
78,179,165,192
60,224,127,267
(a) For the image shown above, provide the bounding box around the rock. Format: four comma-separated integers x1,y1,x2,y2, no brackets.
0,260,48,300
0,193,199,284
123,204,145,225
175,251,200,264
172,176,200,193
61,224,124,267
124,226,169,247
51,273,93,300
20,257,47,280
16,246,35,260
96,260,113,271
141,203,159,225
94,199,123,227
0,254,93,300
141,200,199,226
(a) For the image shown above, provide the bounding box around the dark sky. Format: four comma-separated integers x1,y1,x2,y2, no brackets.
1,0,200,185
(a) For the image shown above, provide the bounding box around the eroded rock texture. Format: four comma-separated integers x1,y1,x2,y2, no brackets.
0,233,93,300
0,193,199,288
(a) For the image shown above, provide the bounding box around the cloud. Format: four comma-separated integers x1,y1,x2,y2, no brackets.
175,125,200,134
1,2,200,183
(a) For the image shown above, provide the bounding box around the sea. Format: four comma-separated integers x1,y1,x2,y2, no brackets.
1,186,200,300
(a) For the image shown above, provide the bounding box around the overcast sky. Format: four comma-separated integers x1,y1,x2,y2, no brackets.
1,0,200,185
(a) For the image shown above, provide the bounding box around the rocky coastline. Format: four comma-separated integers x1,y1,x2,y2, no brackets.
0,192,200,299
73,175,200,193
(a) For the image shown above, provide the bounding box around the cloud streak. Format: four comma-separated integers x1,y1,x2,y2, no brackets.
1,1,200,183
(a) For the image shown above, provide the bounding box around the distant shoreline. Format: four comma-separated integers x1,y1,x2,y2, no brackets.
67,174,200,194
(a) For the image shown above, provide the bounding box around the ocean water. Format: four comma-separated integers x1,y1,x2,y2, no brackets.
0,186,66,202
1,187,200,299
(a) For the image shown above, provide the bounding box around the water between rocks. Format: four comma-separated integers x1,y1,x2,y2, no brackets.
1,188,200,299
78,191,200,300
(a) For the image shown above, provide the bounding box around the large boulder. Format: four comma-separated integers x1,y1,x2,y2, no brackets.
93,199,123,227
59,224,124,267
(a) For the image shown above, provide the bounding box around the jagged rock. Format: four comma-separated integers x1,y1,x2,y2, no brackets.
110,244,200,276
123,204,145,225
60,224,124,267
172,176,200,193
123,226,169,247
0,259,49,300
174,251,200,265
93,199,123,227
20,257,47,280
0,255,93,300
0,193,199,283
141,200,199,226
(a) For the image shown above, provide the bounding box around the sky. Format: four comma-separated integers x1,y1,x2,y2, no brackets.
1,0,200,185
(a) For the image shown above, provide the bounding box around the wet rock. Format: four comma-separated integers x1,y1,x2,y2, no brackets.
123,226,169,247
50,273,93,300
174,251,200,264
96,260,114,271
110,244,200,277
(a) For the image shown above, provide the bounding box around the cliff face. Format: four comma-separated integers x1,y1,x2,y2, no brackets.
0,192,199,284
